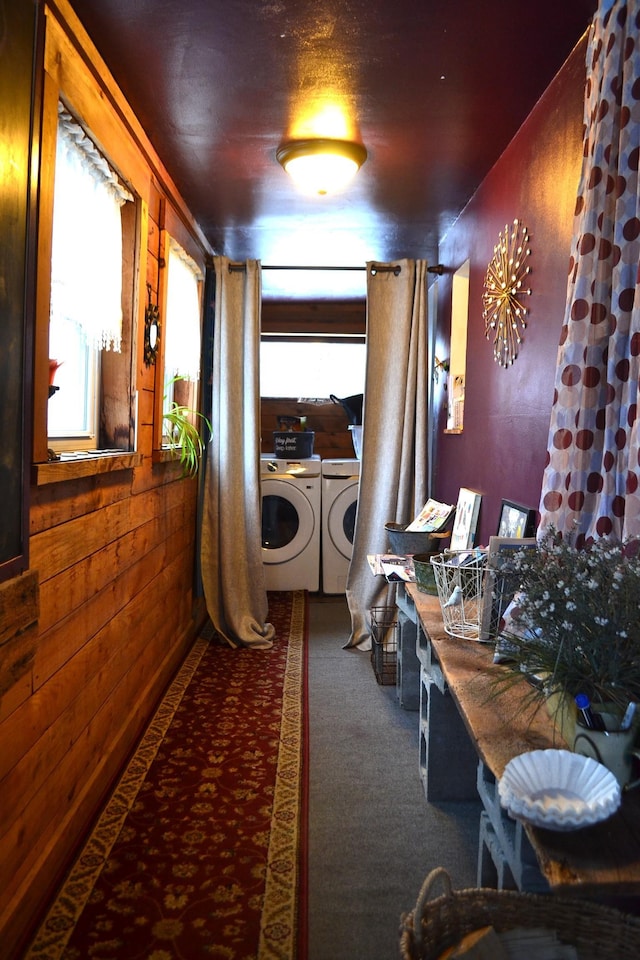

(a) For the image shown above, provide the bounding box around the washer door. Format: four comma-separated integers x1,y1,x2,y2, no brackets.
261,477,315,564
327,482,359,560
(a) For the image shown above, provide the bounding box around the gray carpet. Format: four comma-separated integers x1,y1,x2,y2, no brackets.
307,594,481,960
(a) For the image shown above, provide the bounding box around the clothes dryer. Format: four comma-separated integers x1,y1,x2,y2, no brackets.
321,458,361,593
261,454,321,591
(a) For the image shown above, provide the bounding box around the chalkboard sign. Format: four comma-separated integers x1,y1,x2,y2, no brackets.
273,432,315,458
0,1,40,580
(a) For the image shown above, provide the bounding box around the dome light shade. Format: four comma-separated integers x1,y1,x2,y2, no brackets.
276,139,367,196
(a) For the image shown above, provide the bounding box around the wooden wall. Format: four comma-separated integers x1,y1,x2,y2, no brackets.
261,398,358,461
0,4,210,956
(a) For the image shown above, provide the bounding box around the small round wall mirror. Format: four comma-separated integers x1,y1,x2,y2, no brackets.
144,302,160,365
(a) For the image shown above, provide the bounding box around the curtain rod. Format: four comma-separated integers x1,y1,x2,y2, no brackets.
226,262,444,276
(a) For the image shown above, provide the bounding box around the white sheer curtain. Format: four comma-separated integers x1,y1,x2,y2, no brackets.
164,239,203,383
346,260,430,649
50,106,132,352
200,257,275,649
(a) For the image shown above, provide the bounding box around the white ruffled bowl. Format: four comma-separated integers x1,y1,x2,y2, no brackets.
498,748,621,831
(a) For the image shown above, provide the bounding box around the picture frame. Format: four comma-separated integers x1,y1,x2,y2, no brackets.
496,499,537,539
479,536,537,641
449,487,482,552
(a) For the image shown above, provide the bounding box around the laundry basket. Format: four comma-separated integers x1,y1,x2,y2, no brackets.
430,552,487,640
399,868,640,960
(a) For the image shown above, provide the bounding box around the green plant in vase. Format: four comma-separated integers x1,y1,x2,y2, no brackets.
163,376,212,478
491,527,640,731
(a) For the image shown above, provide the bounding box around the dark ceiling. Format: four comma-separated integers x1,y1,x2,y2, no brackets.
68,0,596,299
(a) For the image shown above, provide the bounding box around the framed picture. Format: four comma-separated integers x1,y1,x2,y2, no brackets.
479,536,537,641
496,499,537,539
449,488,482,552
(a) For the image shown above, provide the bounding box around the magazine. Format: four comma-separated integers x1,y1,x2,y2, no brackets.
380,556,416,582
405,498,455,532
367,554,416,581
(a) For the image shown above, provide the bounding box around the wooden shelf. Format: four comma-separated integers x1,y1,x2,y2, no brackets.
32,451,143,485
406,584,640,899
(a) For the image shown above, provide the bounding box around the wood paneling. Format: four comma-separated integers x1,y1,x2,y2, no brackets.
0,573,39,724
0,572,39,646
261,398,358,461
0,4,211,957
261,299,365,337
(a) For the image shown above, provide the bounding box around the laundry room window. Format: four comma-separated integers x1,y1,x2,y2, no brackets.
260,337,366,398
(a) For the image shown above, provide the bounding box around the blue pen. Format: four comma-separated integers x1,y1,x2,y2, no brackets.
620,702,636,731
575,693,606,732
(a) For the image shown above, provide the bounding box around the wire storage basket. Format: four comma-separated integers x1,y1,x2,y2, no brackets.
370,605,398,685
399,868,640,960
430,552,487,640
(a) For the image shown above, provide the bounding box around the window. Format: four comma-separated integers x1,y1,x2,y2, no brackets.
47,105,135,455
161,238,204,442
260,337,366,399
446,260,470,432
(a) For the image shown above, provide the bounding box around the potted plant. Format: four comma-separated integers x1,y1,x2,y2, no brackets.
163,376,212,478
492,528,640,735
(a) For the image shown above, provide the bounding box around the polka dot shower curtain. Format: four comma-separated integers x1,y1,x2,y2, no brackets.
539,0,640,543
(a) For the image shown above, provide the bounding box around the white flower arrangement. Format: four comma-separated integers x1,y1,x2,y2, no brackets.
494,527,640,716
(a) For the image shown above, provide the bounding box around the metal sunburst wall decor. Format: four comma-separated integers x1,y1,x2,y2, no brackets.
482,219,532,367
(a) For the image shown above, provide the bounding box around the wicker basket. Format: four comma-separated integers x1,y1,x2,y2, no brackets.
399,868,640,960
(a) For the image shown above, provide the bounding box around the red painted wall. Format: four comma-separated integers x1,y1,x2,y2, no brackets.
432,34,588,546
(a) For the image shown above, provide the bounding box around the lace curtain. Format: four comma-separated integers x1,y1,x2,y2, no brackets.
50,106,133,352
539,0,640,543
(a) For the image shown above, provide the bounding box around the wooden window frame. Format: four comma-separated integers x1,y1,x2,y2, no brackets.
152,204,206,462
33,12,146,477
32,3,211,483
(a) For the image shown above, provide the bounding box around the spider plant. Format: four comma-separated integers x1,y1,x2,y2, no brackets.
163,377,212,478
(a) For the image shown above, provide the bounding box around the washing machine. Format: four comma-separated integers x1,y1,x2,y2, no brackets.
261,454,321,591
321,458,361,594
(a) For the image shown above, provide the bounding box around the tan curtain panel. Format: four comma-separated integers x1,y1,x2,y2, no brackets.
200,257,274,648
345,260,429,649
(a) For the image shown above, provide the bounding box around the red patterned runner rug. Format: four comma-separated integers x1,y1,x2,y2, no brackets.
25,591,308,960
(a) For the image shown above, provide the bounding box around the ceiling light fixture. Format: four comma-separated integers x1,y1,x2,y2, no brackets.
276,138,367,196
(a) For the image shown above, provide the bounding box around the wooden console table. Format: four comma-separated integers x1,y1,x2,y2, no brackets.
405,583,640,901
